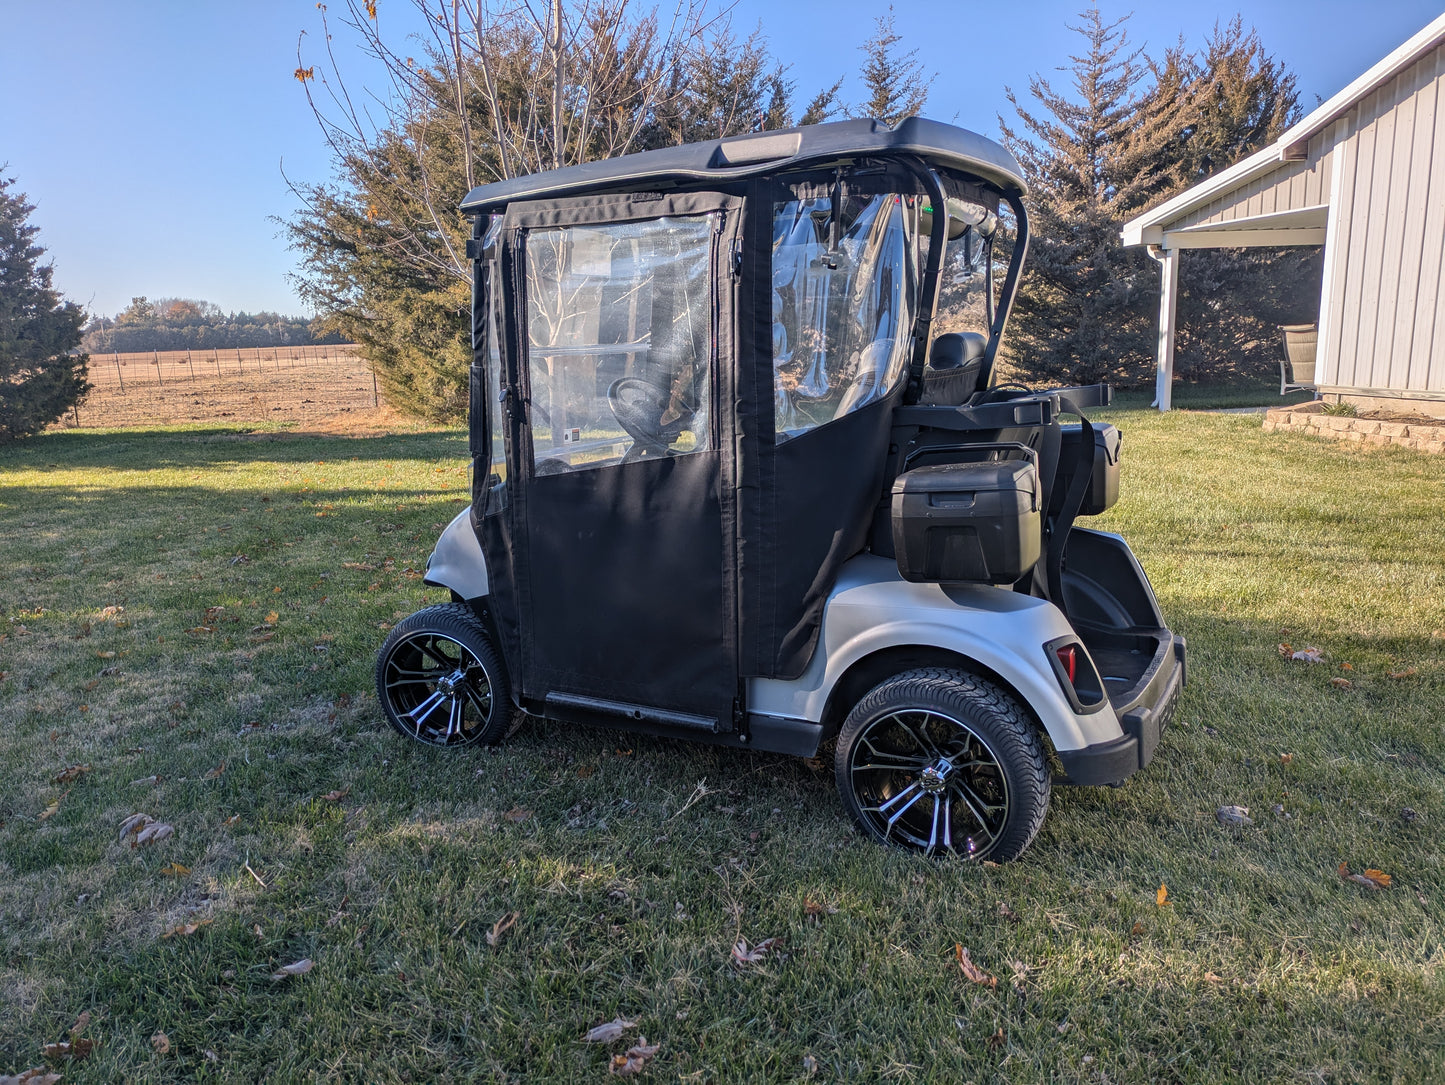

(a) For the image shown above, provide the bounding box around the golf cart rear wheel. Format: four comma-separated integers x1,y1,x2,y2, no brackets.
375,603,509,748
835,668,1050,861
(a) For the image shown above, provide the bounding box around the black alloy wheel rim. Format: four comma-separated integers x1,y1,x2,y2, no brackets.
848,709,1011,857
381,631,494,746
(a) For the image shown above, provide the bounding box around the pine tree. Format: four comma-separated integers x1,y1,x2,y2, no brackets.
0,173,89,444
998,10,1184,386
854,7,932,125
1147,20,1312,383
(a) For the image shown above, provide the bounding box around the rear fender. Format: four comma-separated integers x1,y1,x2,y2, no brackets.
746,555,1124,754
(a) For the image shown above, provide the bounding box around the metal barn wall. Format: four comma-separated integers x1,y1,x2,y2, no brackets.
1321,42,1445,396
1171,138,1335,231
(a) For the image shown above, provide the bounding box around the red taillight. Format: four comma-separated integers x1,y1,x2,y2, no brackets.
1056,644,1078,685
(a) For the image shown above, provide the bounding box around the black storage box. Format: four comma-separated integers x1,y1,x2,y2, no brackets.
891,460,1042,583
1058,423,1121,516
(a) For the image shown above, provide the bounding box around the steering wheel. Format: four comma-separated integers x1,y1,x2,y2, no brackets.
607,377,689,461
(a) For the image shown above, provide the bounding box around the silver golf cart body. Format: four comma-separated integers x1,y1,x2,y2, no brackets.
386,117,1185,859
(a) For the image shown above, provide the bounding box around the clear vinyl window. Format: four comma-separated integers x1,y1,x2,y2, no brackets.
524,215,715,474
771,192,919,441
932,196,1006,341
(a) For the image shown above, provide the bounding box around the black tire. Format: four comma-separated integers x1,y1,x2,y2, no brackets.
834,668,1050,861
375,603,510,748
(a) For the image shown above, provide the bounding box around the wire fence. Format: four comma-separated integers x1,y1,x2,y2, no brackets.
67,344,385,429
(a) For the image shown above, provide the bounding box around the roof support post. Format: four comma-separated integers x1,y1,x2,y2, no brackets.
1147,245,1179,411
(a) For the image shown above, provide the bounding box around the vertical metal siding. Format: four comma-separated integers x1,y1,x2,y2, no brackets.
1328,44,1445,393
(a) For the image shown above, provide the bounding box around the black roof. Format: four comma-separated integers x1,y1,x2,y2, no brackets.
459,117,1026,213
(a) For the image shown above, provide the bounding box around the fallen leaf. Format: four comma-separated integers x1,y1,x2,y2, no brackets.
576,764,596,779
96,650,115,659
1216,804,1253,827
802,1053,819,1076
1331,677,1352,689
159,862,191,877
133,822,174,846
151,1031,170,1054
1130,921,1145,936
1401,807,1418,823
203,762,226,780
986,1027,1005,1050
69,1011,90,1037
731,937,782,965
52,764,92,784
265,611,279,624
1277,642,1292,656
130,775,162,787
270,958,314,980
583,1017,637,1043
1203,971,1225,984
38,789,70,821
1290,647,1324,663
1386,667,1417,679
954,944,997,988
119,812,154,838
1157,883,1171,907
1338,862,1392,890
502,806,531,824
486,911,519,947
204,1050,218,1063
322,786,351,803
1,1069,62,1085
1279,753,1293,764
996,900,1020,923
803,895,836,922
609,1039,660,1077
223,815,241,826
161,919,213,938
40,1038,93,1060
1339,662,1353,671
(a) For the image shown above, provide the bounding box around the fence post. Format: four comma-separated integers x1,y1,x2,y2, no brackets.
187,349,196,382
237,348,243,374
372,368,379,407
115,351,124,394
154,349,163,387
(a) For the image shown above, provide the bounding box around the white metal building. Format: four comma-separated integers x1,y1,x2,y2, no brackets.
1121,13,1445,415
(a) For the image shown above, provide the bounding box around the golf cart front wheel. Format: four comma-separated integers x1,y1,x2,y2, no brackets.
834,668,1050,861
375,603,510,748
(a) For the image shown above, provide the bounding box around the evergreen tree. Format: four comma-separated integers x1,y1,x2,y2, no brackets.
998,10,1184,386
0,174,89,444
854,7,932,125
1147,20,1313,383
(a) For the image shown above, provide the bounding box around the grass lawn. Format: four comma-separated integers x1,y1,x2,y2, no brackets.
1,407,1441,1083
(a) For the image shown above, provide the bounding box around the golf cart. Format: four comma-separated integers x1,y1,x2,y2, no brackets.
375,118,1185,861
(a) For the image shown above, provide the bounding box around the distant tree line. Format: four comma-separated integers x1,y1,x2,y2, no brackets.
81,296,348,354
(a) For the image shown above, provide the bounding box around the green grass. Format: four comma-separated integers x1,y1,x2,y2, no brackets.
1,413,1442,1083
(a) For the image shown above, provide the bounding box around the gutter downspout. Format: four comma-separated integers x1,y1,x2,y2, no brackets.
1146,244,1179,412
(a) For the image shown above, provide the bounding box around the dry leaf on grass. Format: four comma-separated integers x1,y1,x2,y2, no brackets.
609,1039,660,1077
1287,646,1324,663
1157,883,1172,907
1331,677,1352,689
731,937,782,965
1387,667,1417,679
38,790,70,821
803,895,836,923
223,815,241,827
486,912,519,947
203,763,226,780
502,806,531,824
133,822,174,847
270,958,314,980
39,1038,93,1060
161,919,213,939
954,944,996,988
802,1053,819,1075
0,1070,62,1085
1216,805,1253,827
151,1032,170,1055
583,1018,637,1043
159,862,191,877
1280,753,1294,764
1338,862,1392,890
321,787,351,803
996,900,1020,923
986,1027,1006,1050
119,812,154,839
130,775,162,787
52,764,91,784
1130,921,1145,936
69,1013,89,1038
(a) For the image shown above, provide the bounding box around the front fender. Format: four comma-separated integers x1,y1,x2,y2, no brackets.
423,507,490,600
746,555,1124,754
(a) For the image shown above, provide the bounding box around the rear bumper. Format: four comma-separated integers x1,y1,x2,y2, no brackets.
1056,633,1185,785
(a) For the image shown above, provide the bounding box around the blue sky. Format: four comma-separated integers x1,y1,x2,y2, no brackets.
1,1,1440,317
